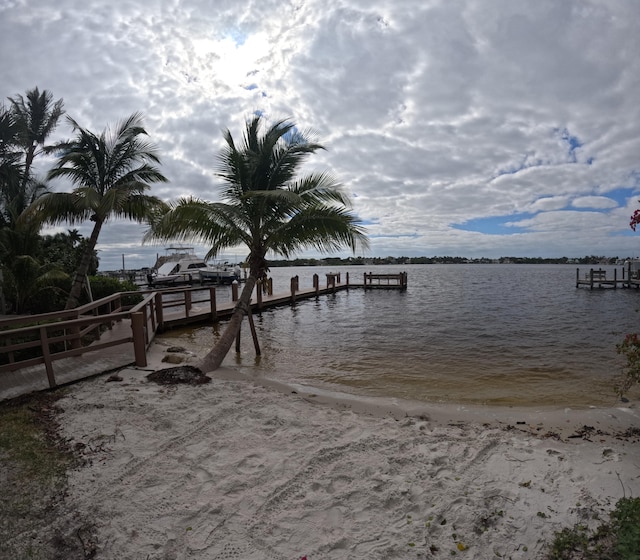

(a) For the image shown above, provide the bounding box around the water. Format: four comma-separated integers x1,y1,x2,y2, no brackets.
160,264,640,407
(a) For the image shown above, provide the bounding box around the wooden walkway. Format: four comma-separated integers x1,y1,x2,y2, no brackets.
0,272,407,401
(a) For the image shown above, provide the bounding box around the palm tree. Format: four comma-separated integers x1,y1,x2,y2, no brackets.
0,105,22,220
33,112,169,309
0,93,62,314
8,87,64,193
147,115,368,371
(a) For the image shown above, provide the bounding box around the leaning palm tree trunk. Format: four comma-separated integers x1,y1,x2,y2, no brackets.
198,275,257,372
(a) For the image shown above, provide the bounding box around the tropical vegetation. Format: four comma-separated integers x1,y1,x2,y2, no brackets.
0,88,68,313
147,115,368,370
31,112,168,309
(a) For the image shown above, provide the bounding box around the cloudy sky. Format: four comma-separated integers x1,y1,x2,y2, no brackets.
2,0,640,270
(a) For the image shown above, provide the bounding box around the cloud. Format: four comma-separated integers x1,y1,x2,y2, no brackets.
2,0,640,270
571,196,618,210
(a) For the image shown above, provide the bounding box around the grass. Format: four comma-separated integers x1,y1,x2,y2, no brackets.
546,497,640,559
0,390,79,559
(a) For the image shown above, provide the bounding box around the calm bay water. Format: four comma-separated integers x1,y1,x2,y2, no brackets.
160,264,640,407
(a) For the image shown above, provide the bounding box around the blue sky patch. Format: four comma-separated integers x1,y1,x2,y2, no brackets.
598,187,638,207
453,214,534,235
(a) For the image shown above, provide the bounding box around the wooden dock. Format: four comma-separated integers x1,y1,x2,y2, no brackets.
0,271,408,400
576,266,640,289
159,271,408,329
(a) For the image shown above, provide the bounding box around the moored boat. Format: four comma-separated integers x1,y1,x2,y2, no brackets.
148,248,240,287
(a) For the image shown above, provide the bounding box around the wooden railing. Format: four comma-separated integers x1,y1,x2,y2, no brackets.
0,291,158,387
364,272,408,289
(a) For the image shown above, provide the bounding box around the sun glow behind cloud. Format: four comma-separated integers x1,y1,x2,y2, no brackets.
190,32,270,89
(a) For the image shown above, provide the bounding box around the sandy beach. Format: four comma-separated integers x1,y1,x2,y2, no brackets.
8,341,640,559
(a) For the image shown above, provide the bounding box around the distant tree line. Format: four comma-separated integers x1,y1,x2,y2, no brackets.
268,255,623,267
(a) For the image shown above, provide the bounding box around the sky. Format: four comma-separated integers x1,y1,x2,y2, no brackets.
2,0,640,270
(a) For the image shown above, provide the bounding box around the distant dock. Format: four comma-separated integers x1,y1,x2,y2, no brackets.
576,265,640,289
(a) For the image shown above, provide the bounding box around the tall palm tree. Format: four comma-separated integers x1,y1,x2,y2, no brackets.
0,93,62,314
147,115,368,371
8,87,64,193
33,112,169,309
0,105,22,230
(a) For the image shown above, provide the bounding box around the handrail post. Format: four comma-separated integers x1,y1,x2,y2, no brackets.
142,306,150,345
209,287,217,321
40,325,56,388
131,312,147,367
154,292,164,328
185,289,192,317
70,310,82,350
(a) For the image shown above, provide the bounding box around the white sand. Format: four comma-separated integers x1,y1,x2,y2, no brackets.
47,342,640,559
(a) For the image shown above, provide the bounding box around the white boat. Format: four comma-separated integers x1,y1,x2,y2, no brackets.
148,248,239,287
199,263,241,285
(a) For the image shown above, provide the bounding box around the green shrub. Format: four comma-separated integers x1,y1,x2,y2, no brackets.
22,275,71,314
546,497,640,559
611,497,640,558
616,334,640,398
87,276,142,307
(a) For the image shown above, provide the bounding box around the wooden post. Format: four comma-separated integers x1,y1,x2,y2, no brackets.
185,289,192,317
247,311,261,356
131,312,147,367
313,273,319,294
256,280,263,309
346,272,350,287
70,310,81,350
575,268,579,288
235,322,241,353
154,292,164,328
589,268,594,290
614,268,617,289
141,306,150,345
149,297,157,333
209,287,217,321
232,281,239,301
290,276,297,303
40,326,56,388
268,277,273,295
